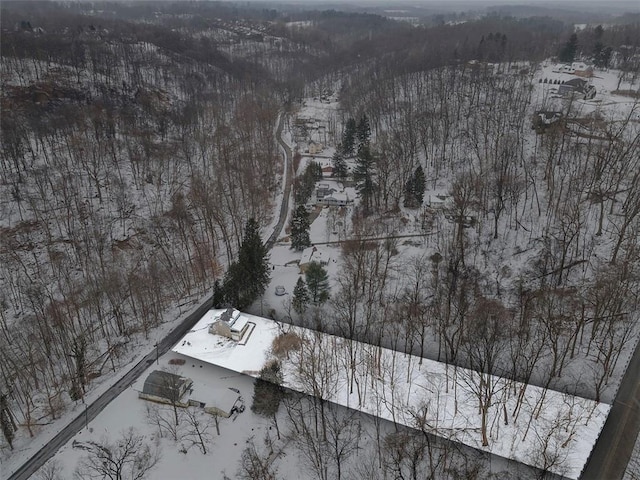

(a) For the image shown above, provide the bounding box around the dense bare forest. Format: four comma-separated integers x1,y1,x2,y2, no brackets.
1,1,640,478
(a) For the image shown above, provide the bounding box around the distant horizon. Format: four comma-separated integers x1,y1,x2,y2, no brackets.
9,0,638,15
238,0,640,15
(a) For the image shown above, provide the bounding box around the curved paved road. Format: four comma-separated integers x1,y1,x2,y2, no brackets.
8,298,213,480
266,111,293,249
8,114,294,480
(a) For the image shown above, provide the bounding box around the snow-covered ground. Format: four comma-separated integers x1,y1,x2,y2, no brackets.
174,310,610,479
624,433,640,480
534,62,640,119
1,292,211,479
30,354,301,480
32,343,539,480
7,59,639,479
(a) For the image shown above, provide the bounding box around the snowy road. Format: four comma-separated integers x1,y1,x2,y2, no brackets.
7,298,214,480
8,111,293,480
265,111,293,249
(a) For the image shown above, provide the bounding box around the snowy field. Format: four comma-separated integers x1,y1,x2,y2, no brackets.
534,62,640,119
174,310,610,479
30,345,543,480
29,356,301,480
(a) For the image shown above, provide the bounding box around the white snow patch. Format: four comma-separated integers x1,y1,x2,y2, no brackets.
174,310,611,479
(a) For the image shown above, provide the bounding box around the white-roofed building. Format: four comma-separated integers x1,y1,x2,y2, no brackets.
317,192,350,207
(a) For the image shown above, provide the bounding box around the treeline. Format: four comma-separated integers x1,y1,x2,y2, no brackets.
0,3,282,444
303,59,640,405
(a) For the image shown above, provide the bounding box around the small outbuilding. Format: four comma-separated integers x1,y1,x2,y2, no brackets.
317,192,350,207
533,111,563,132
139,370,192,405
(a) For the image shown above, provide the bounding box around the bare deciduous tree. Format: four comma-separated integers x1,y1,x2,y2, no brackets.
238,441,278,480
74,428,159,480
183,407,213,454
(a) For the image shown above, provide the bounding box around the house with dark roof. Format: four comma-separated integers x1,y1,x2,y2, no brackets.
533,111,563,132
317,192,350,207
558,78,596,100
138,370,192,405
315,183,336,201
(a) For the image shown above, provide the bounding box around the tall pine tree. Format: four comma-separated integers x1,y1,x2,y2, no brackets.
290,205,311,251
223,218,270,309
559,33,578,63
251,360,284,439
292,277,310,315
332,150,348,179
305,261,330,305
354,143,376,215
357,114,371,145
413,165,426,206
0,393,16,450
404,165,426,208
342,118,357,157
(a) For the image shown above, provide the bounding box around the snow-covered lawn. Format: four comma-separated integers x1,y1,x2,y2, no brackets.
174,310,611,479
33,357,300,480
534,62,640,119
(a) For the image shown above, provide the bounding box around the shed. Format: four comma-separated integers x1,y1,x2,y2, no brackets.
202,388,243,418
139,370,192,404
317,192,350,207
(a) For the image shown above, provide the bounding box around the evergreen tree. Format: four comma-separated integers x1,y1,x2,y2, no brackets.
559,33,578,63
290,205,311,251
404,166,425,208
294,161,323,205
332,150,348,179
252,361,283,418
594,24,604,39
223,218,270,309
292,277,310,315
342,118,357,157
251,360,284,439
0,393,16,450
212,279,225,308
310,161,323,180
413,165,426,206
357,114,371,145
353,143,376,215
593,42,612,68
305,261,330,305
404,175,414,208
